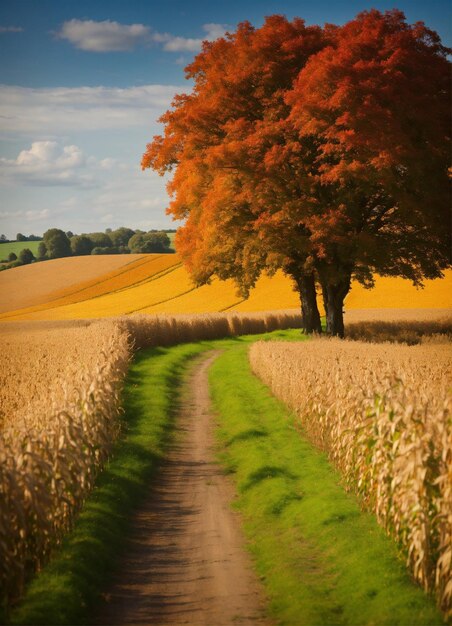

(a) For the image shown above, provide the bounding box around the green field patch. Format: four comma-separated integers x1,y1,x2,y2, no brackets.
0,241,42,261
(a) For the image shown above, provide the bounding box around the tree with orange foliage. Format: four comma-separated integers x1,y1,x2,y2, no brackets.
143,16,328,333
287,9,451,335
142,10,450,336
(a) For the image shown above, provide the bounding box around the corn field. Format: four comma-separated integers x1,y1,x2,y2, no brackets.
249,338,452,619
0,309,301,607
346,317,452,344
115,309,301,349
0,322,131,604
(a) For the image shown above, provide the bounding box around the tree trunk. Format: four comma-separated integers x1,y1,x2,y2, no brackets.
295,273,322,334
321,278,351,338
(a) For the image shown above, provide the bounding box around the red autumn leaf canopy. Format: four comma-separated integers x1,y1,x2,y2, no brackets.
142,10,451,336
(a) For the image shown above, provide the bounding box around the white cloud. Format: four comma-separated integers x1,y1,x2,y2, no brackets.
0,26,23,33
1,141,100,188
174,55,188,66
57,19,152,52
0,140,173,233
0,166,173,236
203,23,228,39
153,32,203,52
1,208,53,222
0,77,195,236
0,84,182,136
89,165,169,219
153,22,228,52
16,142,85,168
98,157,118,170
56,19,228,53
25,208,51,221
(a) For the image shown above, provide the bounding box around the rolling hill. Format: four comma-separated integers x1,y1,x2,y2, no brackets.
0,253,450,322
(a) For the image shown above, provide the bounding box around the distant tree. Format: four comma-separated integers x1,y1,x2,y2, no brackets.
86,232,112,248
43,228,71,259
89,244,130,255
105,227,112,233
70,235,94,256
91,246,117,255
127,233,145,252
128,231,171,253
37,241,48,260
147,232,171,252
16,233,26,242
19,248,35,265
28,234,41,241
7,252,17,262
65,231,74,239
0,234,8,242
109,227,136,247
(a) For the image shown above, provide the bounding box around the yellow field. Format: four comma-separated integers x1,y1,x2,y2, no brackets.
0,254,143,314
0,253,450,321
345,275,452,309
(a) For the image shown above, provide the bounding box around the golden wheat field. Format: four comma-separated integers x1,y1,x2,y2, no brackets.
0,254,450,321
249,337,452,618
0,309,302,606
0,254,143,314
0,254,181,319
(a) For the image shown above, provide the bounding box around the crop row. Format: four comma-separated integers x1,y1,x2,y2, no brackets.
0,309,301,607
346,317,452,344
0,322,131,604
249,338,452,618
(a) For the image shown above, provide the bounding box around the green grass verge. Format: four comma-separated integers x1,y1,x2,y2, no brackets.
209,343,443,626
7,341,208,626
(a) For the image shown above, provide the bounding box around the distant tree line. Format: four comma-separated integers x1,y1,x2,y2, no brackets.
0,227,176,271
0,233,42,243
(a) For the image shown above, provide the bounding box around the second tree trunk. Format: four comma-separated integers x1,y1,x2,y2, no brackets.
321,278,351,338
295,273,322,334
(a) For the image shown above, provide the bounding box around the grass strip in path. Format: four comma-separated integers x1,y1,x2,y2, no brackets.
8,342,208,626
209,343,443,626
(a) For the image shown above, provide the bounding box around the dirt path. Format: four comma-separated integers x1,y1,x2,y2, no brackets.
96,351,271,626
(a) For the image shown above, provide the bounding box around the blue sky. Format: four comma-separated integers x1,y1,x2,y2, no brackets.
0,0,450,239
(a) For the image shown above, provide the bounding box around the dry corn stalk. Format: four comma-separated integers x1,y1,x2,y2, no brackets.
249,338,452,619
0,322,131,604
115,309,301,349
346,317,452,344
0,309,302,606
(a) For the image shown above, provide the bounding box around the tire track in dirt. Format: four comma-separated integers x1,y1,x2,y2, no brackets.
96,351,272,626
